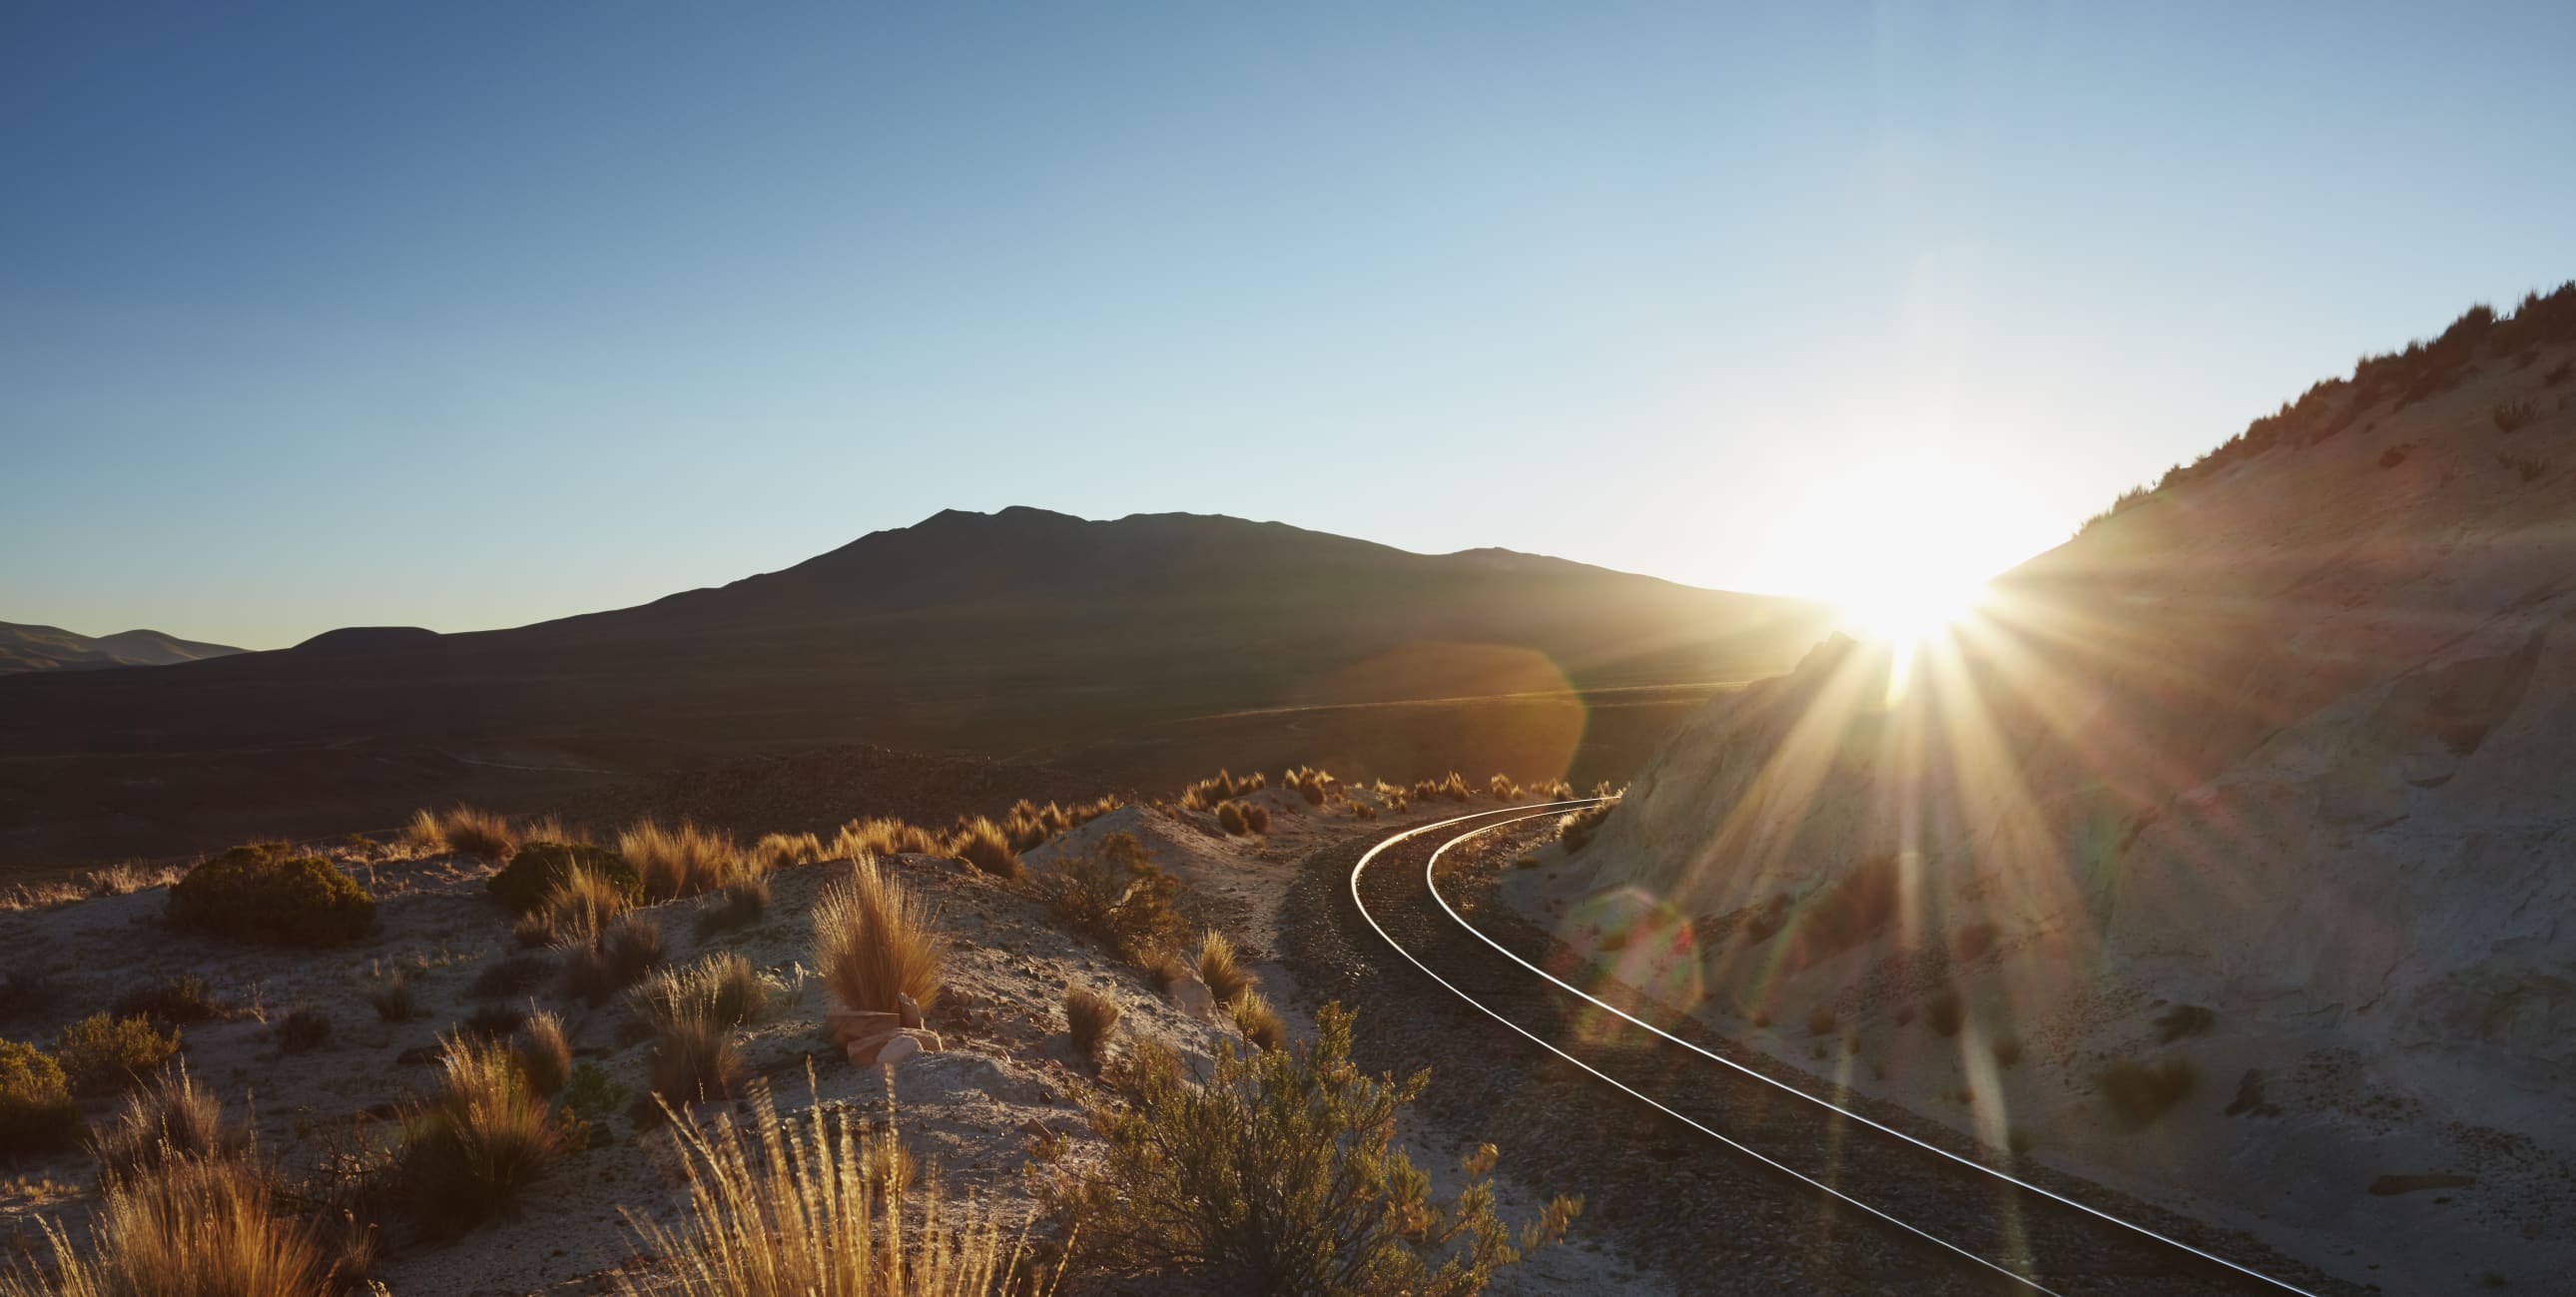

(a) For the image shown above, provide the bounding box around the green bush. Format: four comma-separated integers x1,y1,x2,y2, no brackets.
57,1012,180,1095
1041,832,1189,963
168,844,375,947
1060,1002,1578,1295
0,1039,80,1154
487,841,642,915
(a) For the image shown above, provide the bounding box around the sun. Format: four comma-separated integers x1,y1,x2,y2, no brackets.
1756,456,2049,652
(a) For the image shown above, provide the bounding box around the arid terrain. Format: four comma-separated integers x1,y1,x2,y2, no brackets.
1512,288,2576,1293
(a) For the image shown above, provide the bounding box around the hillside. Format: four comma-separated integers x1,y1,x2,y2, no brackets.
0,508,1832,868
1523,286,2576,1292
0,621,242,675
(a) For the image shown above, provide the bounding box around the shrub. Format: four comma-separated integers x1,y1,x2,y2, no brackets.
1138,949,1185,994
1064,986,1121,1060
1197,932,1254,1006
91,1064,243,1182
1241,805,1270,835
1992,1036,2023,1068
619,820,748,902
0,1152,329,1297
57,1013,180,1095
362,968,423,1023
748,832,826,872
1216,803,1249,836
2546,357,2574,386
561,1063,623,1125
1061,1002,1577,1294
113,973,232,1025
1805,1007,1836,1036
470,953,556,999
488,841,641,916
2097,1057,2198,1130
945,817,1022,879
830,817,944,861
273,1006,333,1054
814,858,944,1016
612,1088,1029,1297
1039,831,1188,963
646,1013,745,1108
1282,767,1335,807
1557,801,1616,854
168,845,375,947
2379,444,2410,468
564,914,665,1006
399,1034,568,1232
696,876,770,938
1229,990,1285,1052
409,805,521,860
1924,990,1966,1037
1488,774,1521,801
1180,769,1258,811
2499,452,2550,482
2493,399,2538,431
516,1011,572,1098
629,954,770,1032
0,1039,80,1155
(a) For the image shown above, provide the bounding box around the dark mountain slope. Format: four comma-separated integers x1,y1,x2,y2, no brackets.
0,621,243,675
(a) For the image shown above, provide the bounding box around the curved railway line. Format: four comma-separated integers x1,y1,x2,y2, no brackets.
1330,801,2355,1296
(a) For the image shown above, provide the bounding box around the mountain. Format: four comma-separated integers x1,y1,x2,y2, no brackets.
1553,286,2576,1291
0,621,242,675
0,509,1834,867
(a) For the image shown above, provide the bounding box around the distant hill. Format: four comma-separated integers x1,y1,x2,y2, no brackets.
0,621,242,675
1569,284,2576,1291
0,509,1833,866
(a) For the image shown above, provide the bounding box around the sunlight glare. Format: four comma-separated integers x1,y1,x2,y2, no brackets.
1757,457,2049,656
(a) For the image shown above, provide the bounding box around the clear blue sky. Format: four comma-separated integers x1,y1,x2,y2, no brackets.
5,2,2569,649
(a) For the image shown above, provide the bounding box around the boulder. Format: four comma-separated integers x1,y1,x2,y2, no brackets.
847,1027,945,1068
827,1008,902,1044
898,993,925,1029
1168,972,1217,1022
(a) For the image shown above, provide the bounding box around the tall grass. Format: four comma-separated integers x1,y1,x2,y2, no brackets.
406,806,520,860
399,1034,568,1232
91,1064,244,1182
614,1087,1052,1297
1196,932,1252,1005
832,818,945,861
1063,987,1120,1060
944,818,1021,880
0,1154,331,1297
814,859,944,1015
630,954,772,1032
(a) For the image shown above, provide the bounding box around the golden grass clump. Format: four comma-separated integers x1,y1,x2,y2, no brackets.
399,1034,568,1232
517,863,633,950
1228,990,1285,1052
613,1086,1049,1297
696,875,771,938
1063,987,1121,1060
943,817,1021,880
1137,949,1185,995
750,832,827,872
1487,773,1522,801
0,1152,331,1297
408,805,520,860
1281,766,1335,806
1196,932,1253,1006
630,954,771,1032
620,820,751,902
517,1010,573,1098
90,1064,244,1183
1215,803,1248,836
564,914,666,1006
814,859,944,1015
831,818,945,861
646,1013,746,1108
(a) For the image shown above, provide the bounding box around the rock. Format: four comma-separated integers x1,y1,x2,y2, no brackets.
1168,972,1216,1021
827,1007,901,1044
1020,1117,1051,1139
898,993,925,1029
847,1027,944,1067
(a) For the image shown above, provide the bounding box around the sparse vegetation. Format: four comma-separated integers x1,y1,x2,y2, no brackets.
1179,769,1265,812
947,817,1023,879
831,817,945,861
489,840,643,916
399,1034,569,1232
0,1039,80,1156
563,913,665,1006
2493,399,2538,432
749,831,827,872
630,954,771,1032
56,1013,179,1095
646,1012,746,1108
1558,799,1616,854
1992,1036,2023,1068
113,973,232,1025
272,1006,333,1054
1487,773,1521,801
516,1011,572,1098
167,844,375,947
1228,990,1285,1052
1216,803,1249,835
612,1087,1039,1297
1002,795,1125,851
1060,1001,1576,1295
696,875,771,938
1281,767,1335,807
815,858,944,1015
362,967,424,1022
1925,989,1966,1037
90,1065,242,1183
1065,986,1121,1060
2498,452,2550,482
2097,1056,2198,1130
1,1148,331,1297
470,953,556,999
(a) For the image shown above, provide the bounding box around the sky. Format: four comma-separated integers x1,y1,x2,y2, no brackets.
4,2,2571,650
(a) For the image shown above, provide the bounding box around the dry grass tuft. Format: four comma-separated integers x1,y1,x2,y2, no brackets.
815,860,944,1015
90,1064,244,1183
1138,949,1185,995
613,1086,1047,1297
564,914,666,1006
361,967,424,1023
1196,932,1253,1006
517,1011,573,1098
399,1034,568,1232
620,820,751,902
1227,990,1285,1052
696,876,772,939
832,818,945,861
944,818,1021,879
1215,803,1248,836
0,1151,330,1297
409,806,520,860
1063,987,1121,1060
630,954,771,1033
750,832,827,872
518,865,633,950
646,1013,746,1108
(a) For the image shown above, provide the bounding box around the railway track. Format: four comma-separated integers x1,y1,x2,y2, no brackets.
1323,802,2356,1296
